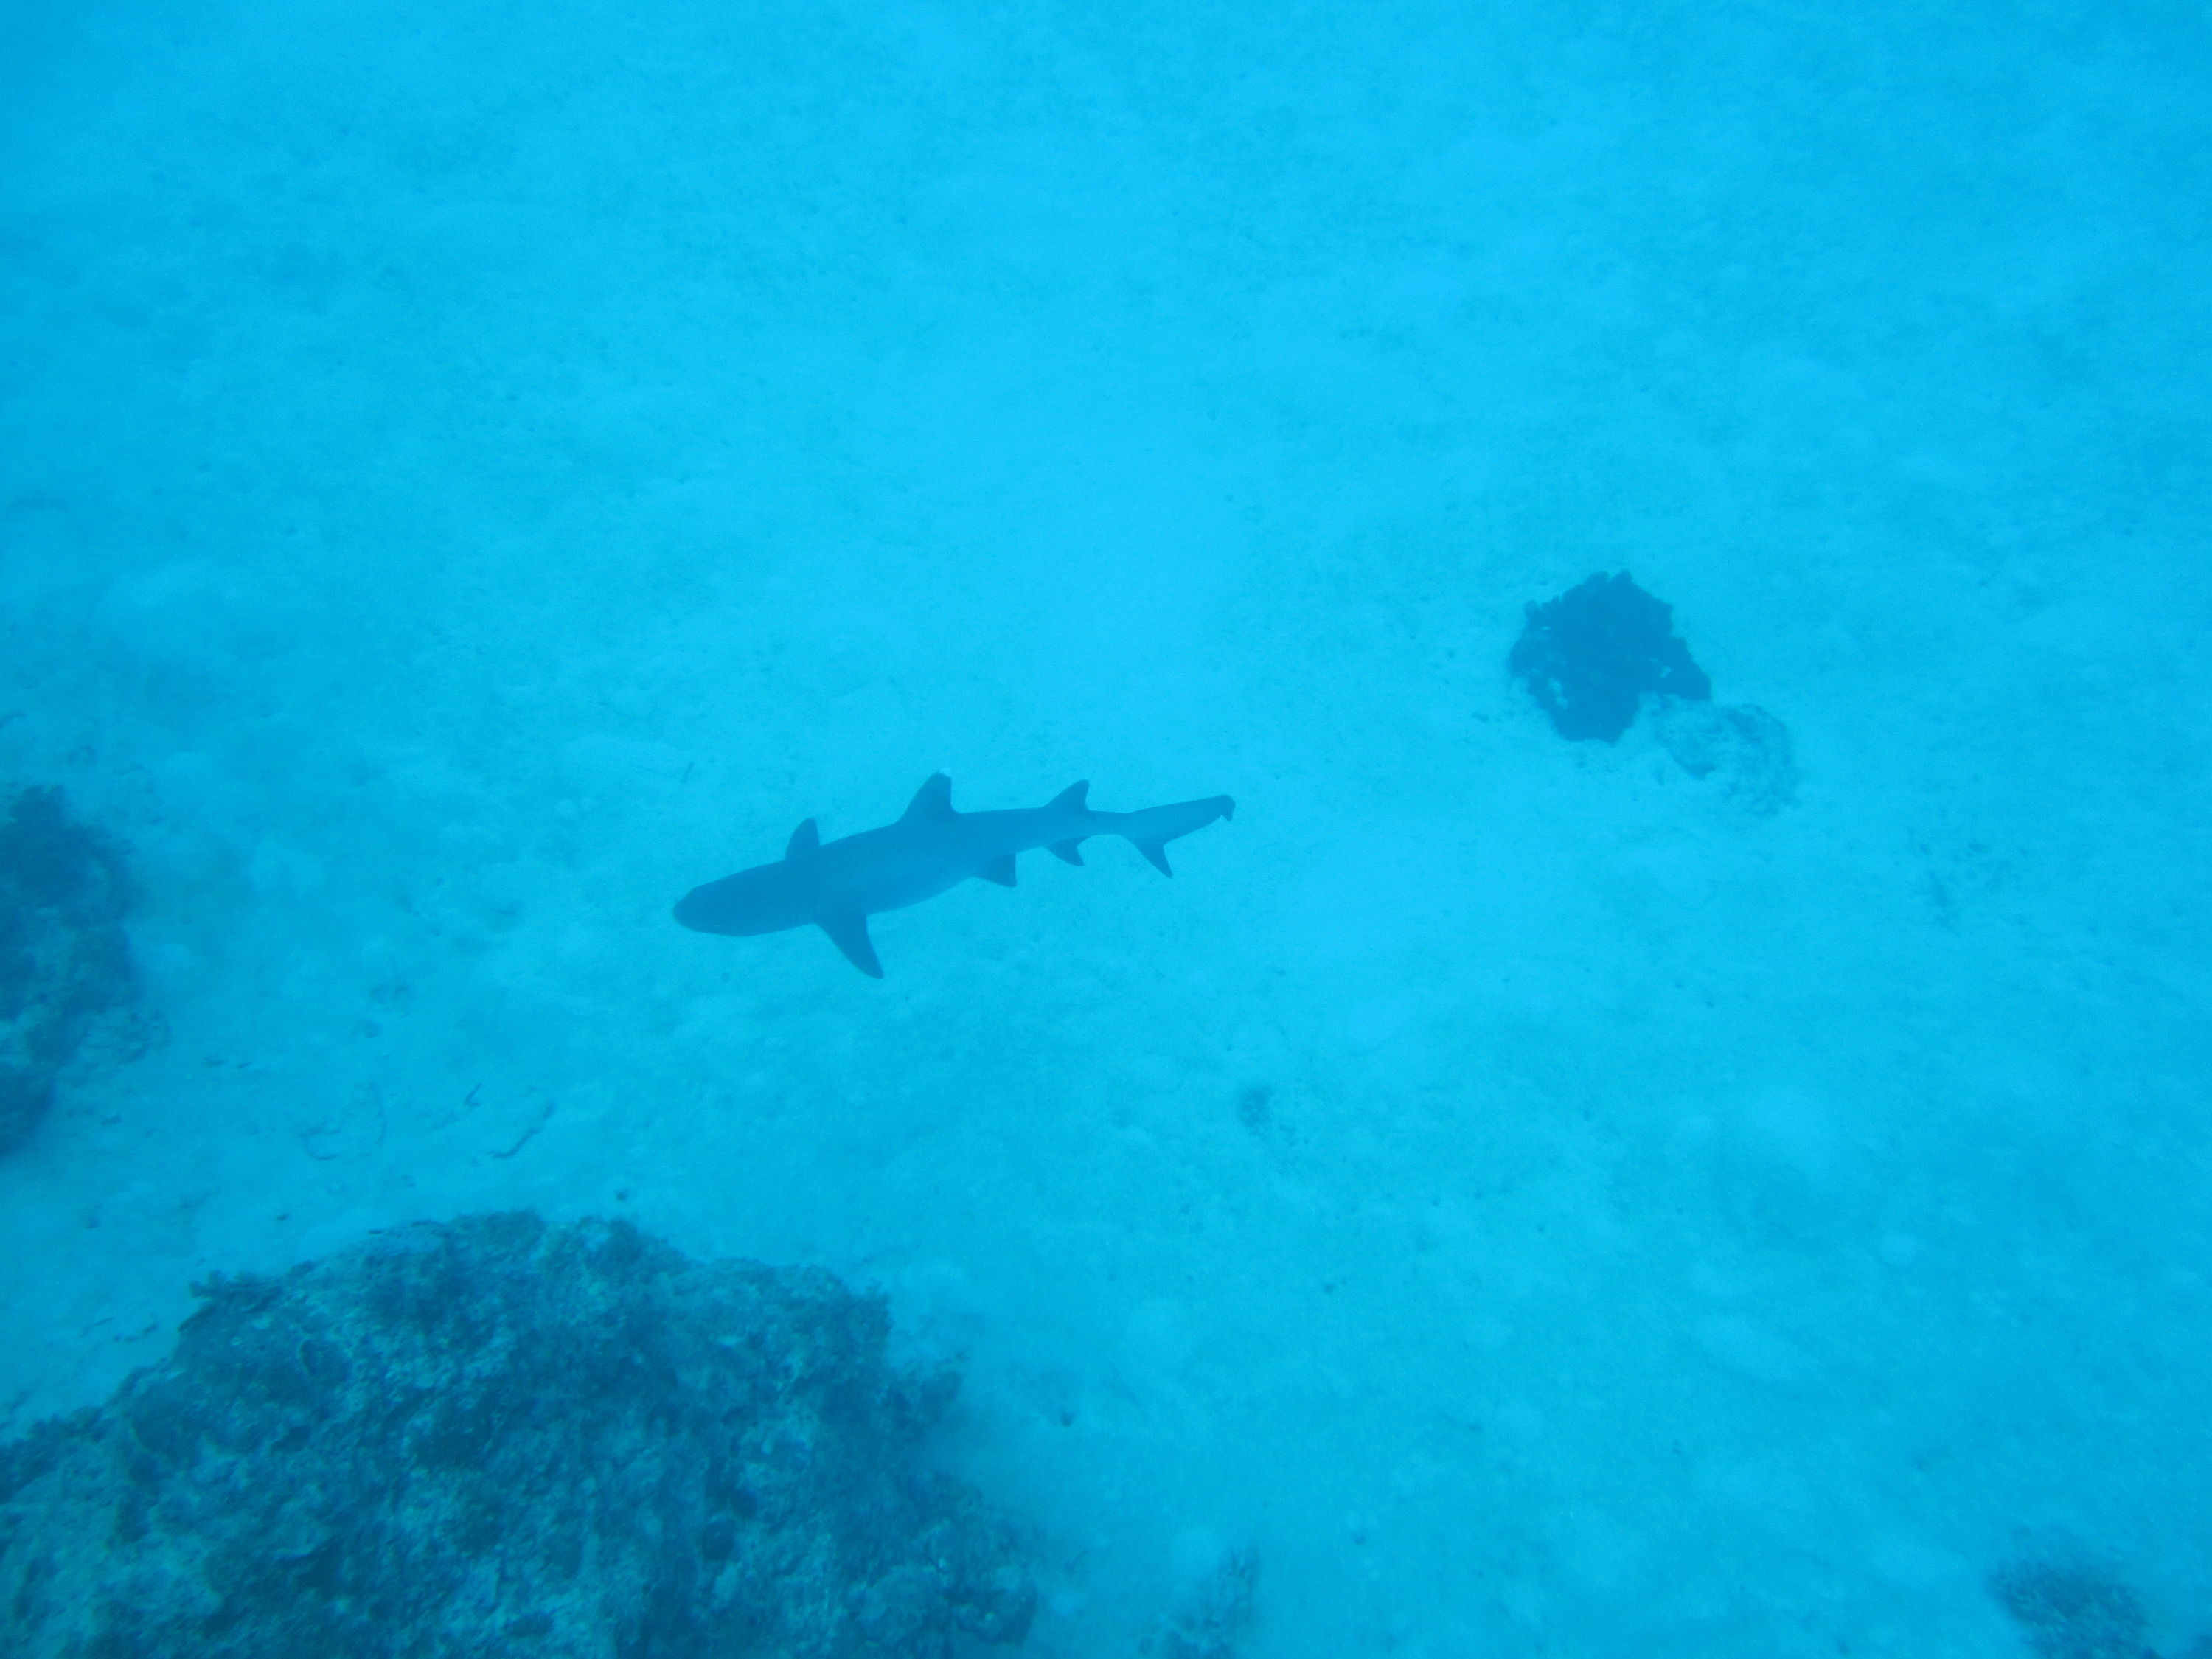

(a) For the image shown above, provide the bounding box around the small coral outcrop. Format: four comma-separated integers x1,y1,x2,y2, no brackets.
1143,1548,1259,1659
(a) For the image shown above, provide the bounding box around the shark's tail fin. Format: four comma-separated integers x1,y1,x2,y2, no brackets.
1108,794,1235,877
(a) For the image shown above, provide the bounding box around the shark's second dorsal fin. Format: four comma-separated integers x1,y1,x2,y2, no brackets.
902,773,955,822
785,818,820,860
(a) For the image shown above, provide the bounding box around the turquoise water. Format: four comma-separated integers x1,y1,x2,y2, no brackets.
4,0,2208,1651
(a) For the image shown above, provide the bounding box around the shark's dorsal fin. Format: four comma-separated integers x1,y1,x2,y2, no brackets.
1049,840,1084,866
1051,779,1089,811
818,912,883,978
785,818,820,860
980,854,1017,887
902,773,955,822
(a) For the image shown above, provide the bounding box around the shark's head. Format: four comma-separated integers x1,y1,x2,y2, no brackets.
672,860,813,936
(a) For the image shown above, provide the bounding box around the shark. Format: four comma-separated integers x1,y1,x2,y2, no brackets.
673,773,1235,978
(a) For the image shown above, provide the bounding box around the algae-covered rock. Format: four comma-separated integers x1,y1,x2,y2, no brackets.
0,1213,1035,1658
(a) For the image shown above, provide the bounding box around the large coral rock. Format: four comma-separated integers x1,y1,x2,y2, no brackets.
0,1213,1034,1658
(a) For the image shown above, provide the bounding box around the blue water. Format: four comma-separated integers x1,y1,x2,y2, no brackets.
4,0,2208,1651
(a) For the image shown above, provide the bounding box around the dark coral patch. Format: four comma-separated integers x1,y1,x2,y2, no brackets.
1509,571,1711,743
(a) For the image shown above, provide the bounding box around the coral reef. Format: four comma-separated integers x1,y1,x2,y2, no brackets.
1509,571,1711,743
0,785,135,1153
0,1212,1035,1658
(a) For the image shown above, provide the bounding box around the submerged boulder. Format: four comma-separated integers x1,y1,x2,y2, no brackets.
0,785,136,1153
0,1212,1035,1658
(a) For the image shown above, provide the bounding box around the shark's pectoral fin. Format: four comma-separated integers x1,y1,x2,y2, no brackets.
1049,839,1085,866
785,818,820,860
818,913,883,978
980,855,1018,887
902,773,956,821
1135,841,1173,877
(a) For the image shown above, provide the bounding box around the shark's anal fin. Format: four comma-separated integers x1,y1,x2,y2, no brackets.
902,773,956,821
818,913,883,978
1048,840,1085,866
981,855,1018,887
785,818,820,860
1135,841,1174,877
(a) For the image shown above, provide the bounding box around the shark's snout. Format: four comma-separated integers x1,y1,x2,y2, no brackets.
671,886,721,933
674,863,812,937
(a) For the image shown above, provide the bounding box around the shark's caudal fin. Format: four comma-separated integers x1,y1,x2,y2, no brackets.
818,912,883,978
1116,795,1236,878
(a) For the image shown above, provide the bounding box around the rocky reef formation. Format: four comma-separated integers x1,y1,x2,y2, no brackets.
0,784,135,1153
0,1212,1035,1658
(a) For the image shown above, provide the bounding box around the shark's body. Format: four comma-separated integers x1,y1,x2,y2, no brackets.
674,773,1234,977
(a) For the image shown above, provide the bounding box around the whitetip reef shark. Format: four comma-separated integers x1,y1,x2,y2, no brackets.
674,773,1235,978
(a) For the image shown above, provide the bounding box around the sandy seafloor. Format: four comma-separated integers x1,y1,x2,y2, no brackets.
3,1,2210,1653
